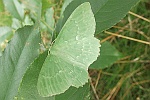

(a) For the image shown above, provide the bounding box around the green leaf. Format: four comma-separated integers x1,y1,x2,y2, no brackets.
45,7,55,34
22,15,34,26
15,52,55,100
42,0,52,15
61,0,74,15
11,18,22,30
90,41,123,69
0,12,12,26
0,0,4,12
56,83,90,100
0,26,41,100
0,27,12,57
37,2,100,97
22,0,42,22
3,0,24,20
0,26,12,44
0,48,2,56
56,0,140,34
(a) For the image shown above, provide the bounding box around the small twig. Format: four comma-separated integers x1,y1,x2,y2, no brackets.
89,77,100,100
100,35,114,43
129,11,150,23
100,18,139,43
40,19,54,32
106,76,126,100
105,31,150,45
95,70,102,89
102,71,123,77
102,66,145,100
118,56,131,61
113,26,150,40
116,60,150,63
128,14,133,33
102,90,111,100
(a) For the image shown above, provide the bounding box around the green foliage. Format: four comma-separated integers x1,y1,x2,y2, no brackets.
45,7,55,35
61,0,73,15
0,12,12,26
0,27,12,44
0,0,4,12
16,51,54,100
0,26,41,100
90,41,123,69
3,0,24,20
42,0,52,15
55,83,90,100
0,0,141,99
56,0,140,34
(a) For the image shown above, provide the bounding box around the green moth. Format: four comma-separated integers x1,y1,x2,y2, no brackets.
37,2,100,97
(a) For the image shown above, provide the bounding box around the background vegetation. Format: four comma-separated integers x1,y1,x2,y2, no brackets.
47,0,150,99
90,0,150,99
0,0,149,100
